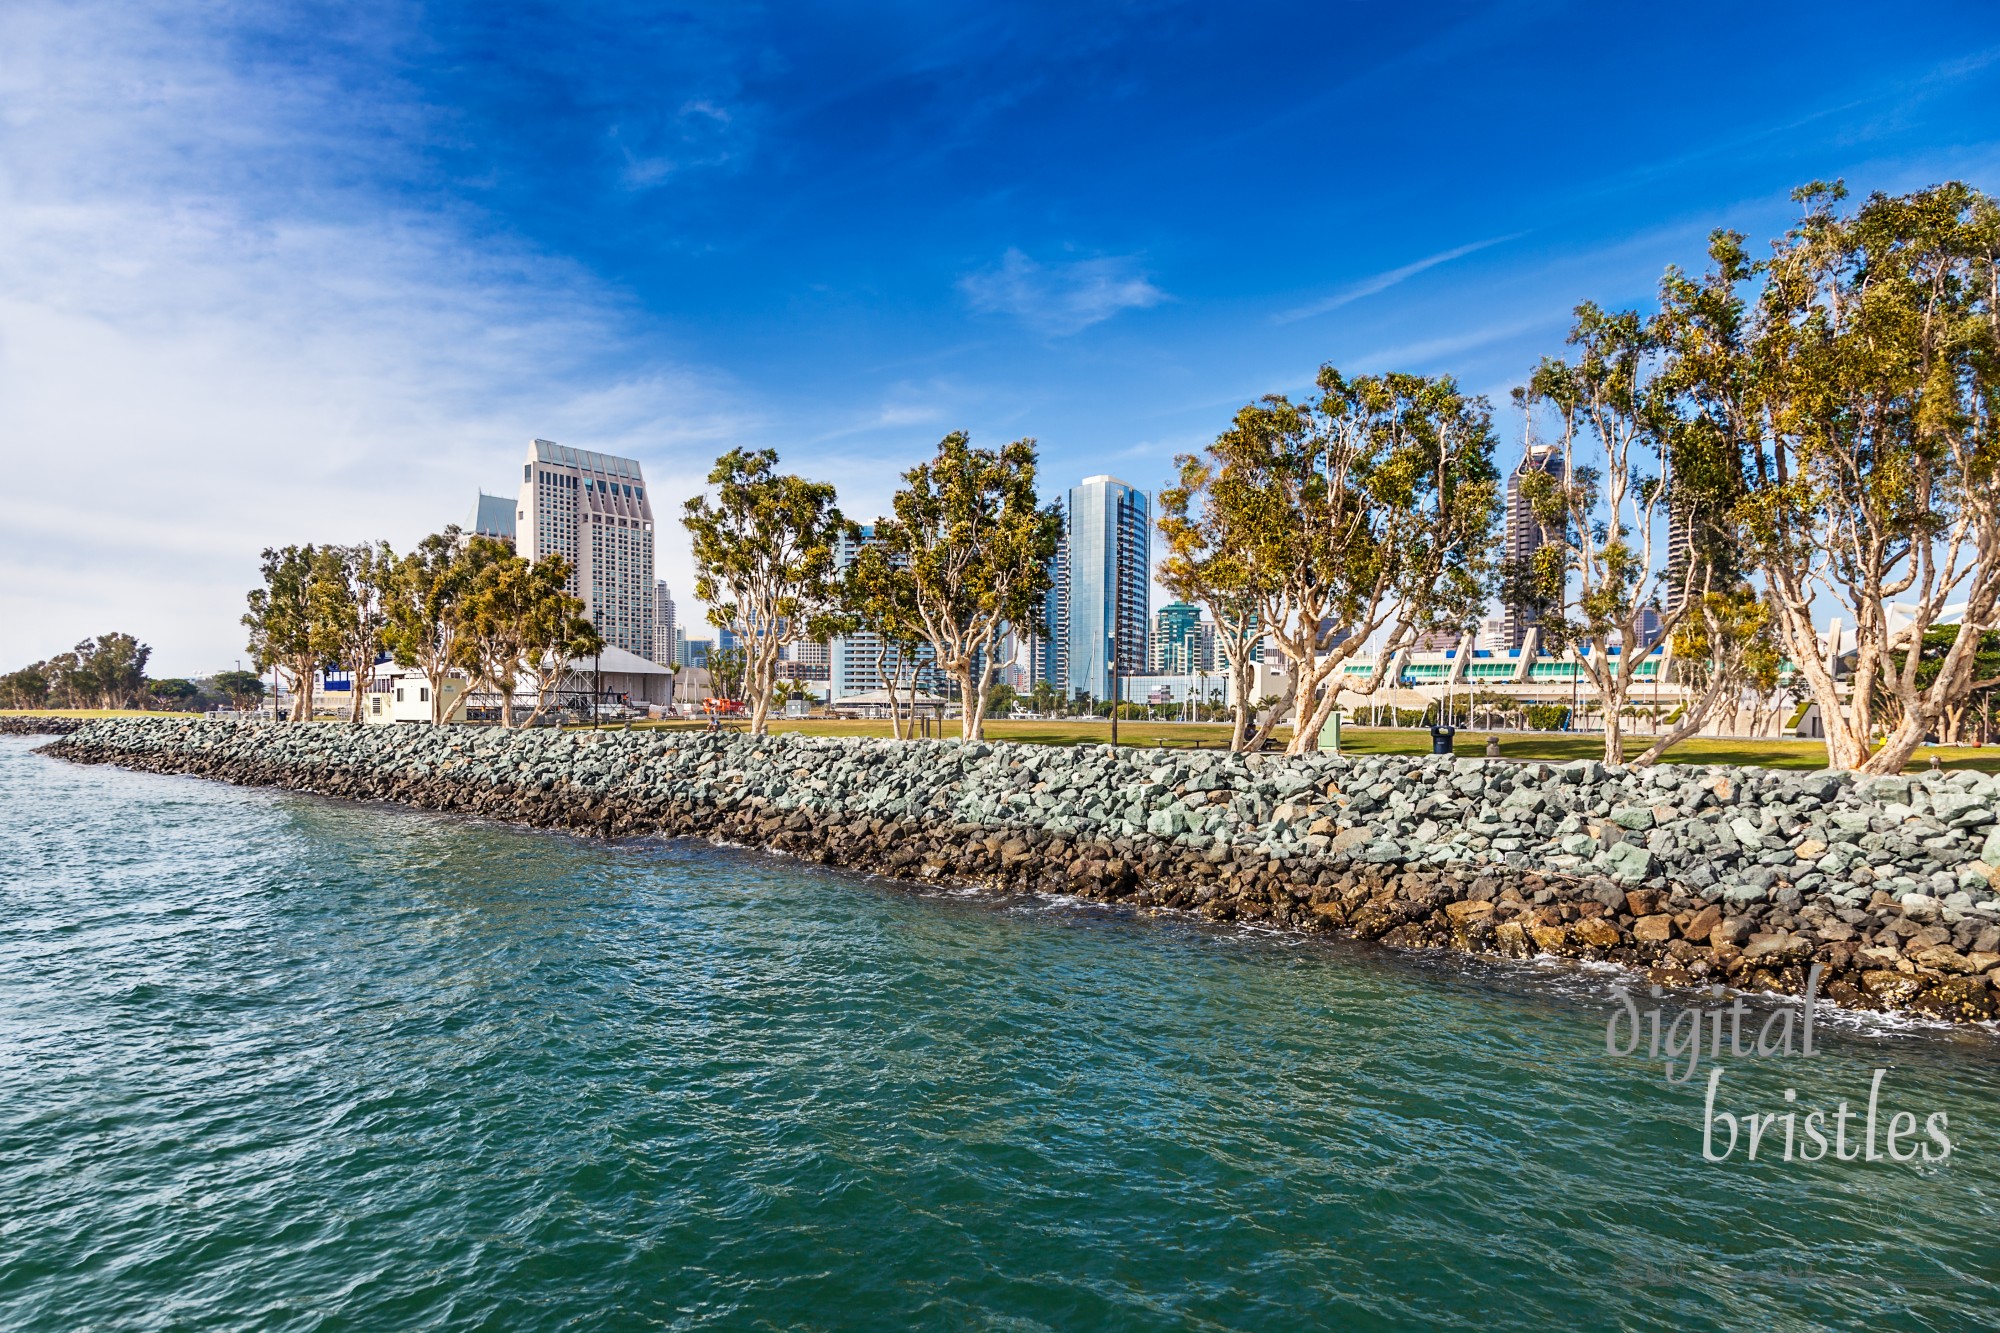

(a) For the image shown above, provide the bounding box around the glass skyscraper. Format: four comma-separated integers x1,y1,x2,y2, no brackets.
1062,475,1150,703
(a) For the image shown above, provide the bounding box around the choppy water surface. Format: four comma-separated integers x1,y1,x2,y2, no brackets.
3,736,1999,1331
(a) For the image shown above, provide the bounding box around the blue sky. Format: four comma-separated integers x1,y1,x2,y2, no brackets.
4,1,2000,673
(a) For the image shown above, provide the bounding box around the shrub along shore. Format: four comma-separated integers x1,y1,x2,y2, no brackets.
43,718,2000,1025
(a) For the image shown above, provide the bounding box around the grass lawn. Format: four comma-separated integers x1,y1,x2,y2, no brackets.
19,707,1987,773
609,716,2000,773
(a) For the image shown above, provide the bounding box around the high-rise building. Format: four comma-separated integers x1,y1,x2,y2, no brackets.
1151,601,1203,674
652,581,677,668
828,524,941,701
784,638,831,682
467,492,516,546
1501,443,1566,651
517,439,656,662
1064,475,1150,702
1029,545,1067,691
1663,506,1695,614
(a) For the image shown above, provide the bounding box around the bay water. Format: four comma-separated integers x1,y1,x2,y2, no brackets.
3,735,1997,1330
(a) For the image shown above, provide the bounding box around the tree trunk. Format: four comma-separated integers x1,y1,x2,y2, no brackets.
966,658,995,741
1602,705,1624,766
1866,715,1930,776
287,658,315,721
953,666,978,741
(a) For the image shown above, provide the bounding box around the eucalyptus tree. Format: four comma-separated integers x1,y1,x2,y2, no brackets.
1202,369,1499,755
452,543,539,727
1721,182,2000,773
244,545,335,720
1628,584,1778,765
682,448,848,735
1158,453,1277,752
886,432,1063,741
840,538,925,739
517,557,600,727
69,633,153,710
383,526,483,724
312,542,396,723
1511,303,1713,765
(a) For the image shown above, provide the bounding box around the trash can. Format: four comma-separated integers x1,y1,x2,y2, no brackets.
1429,723,1456,756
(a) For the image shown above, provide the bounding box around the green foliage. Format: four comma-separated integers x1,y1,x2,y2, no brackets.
454,542,595,726
0,664,50,709
1509,300,1694,763
838,537,927,736
683,448,847,734
706,644,748,701
1524,703,1571,731
1669,180,2000,771
1158,452,1271,752
210,669,266,708
245,545,336,720
1188,367,1500,753
885,432,1063,740
0,635,154,710
148,678,202,709
383,527,476,724
311,542,396,723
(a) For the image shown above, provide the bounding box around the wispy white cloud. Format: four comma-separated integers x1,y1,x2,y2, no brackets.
1275,233,1523,323
0,0,737,674
959,248,1167,335
614,97,750,190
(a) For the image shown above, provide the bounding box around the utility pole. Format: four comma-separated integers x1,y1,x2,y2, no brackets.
593,652,602,729
1108,632,1120,748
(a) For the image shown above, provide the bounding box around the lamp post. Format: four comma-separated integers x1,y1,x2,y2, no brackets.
1108,632,1119,749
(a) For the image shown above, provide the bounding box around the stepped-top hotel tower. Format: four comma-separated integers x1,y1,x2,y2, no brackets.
516,439,657,663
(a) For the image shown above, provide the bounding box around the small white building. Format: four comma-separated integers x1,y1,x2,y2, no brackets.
362,667,473,724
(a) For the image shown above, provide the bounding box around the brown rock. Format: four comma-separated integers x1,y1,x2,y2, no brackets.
1529,924,1570,953
1494,921,1531,956
1862,970,1922,1005
1445,899,1495,924
1686,904,1722,942
1633,914,1675,944
1625,889,1663,918
1794,839,1828,861
1743,931,1811,963
1710,917,1753,949
1575,917,1623,949
1911,945,1977,975
1967,951,2000,973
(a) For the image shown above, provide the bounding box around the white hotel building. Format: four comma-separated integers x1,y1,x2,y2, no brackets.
516,439,657,663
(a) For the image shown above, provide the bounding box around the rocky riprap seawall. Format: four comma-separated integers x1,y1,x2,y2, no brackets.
0,715,82,736
44,718,2000,1025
